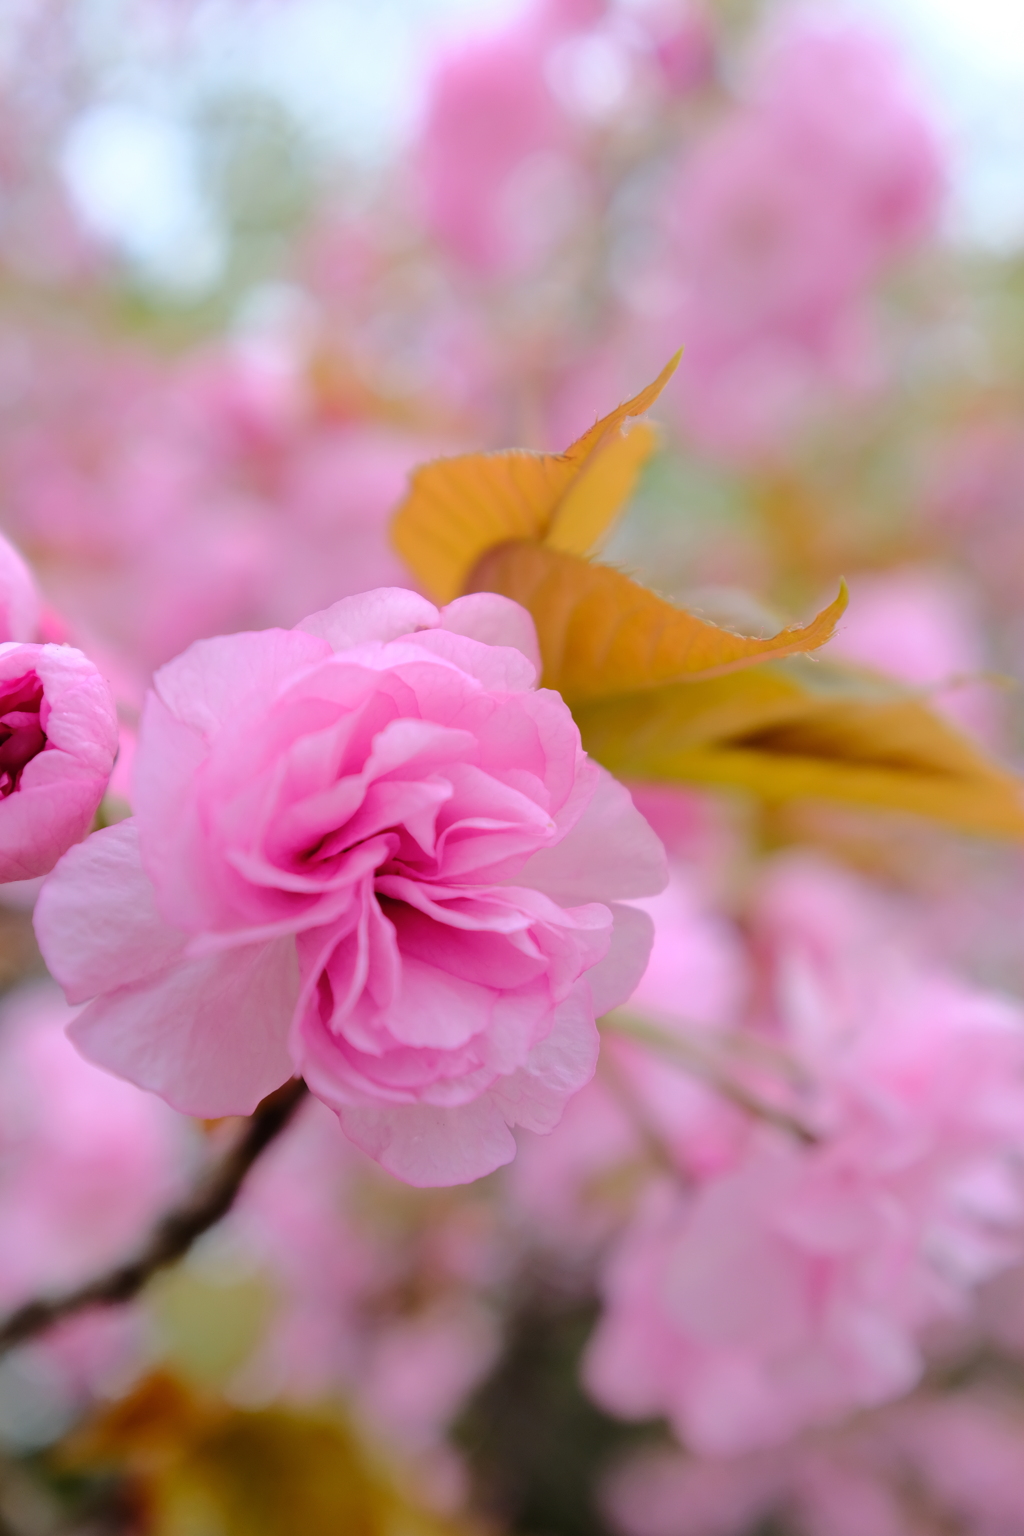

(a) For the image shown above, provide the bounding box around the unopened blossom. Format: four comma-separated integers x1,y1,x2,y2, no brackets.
585,858,1024,1454
35,588,666,1186
0,640,117,883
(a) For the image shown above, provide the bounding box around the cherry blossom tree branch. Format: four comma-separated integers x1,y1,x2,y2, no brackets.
0,1078,309,1360
601,1013,819,1146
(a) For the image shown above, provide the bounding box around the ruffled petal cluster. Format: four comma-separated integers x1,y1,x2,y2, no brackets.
36,587,666,1185
585,858,1024,1453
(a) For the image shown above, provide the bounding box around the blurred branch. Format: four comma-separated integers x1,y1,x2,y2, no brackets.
0,1078,308,1360
601,1013,819,1146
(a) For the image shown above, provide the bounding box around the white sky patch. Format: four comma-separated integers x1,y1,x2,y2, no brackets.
61,102,225,290
845,0,1024,249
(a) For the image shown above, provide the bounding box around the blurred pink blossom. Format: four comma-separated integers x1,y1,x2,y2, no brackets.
36,588,666,1185
226,1095,503,1479
416,0,595,275
0,983,192,1440
647,22,943,457
509,864,746,1252
828,566,998,741
0,334,426,700
0,983,190,1306
585,857,1024,1454
604,1392,1024,1536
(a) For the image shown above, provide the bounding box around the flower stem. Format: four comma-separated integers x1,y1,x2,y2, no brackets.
0,1077,309,1359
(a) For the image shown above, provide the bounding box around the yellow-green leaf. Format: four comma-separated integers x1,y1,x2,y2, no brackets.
465,541,848,701
391,354,680,603
574,655,1024,841
544,419,659,557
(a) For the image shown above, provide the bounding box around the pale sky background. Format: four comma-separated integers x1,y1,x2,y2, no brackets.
58,0,1024,289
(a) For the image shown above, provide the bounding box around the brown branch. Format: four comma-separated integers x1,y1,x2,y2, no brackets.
0,1077,309,1359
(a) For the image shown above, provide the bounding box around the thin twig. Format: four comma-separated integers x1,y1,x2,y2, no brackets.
0,1078,309,1359
595,1051,682,1180
601,1013,819,1146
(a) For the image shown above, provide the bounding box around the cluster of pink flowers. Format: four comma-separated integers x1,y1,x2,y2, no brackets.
638,21,944,457
584,857,1024,1454
606,1392,1024,1536
0,331,431,700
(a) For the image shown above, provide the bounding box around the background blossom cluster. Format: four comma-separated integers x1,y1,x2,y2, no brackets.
1,3,1024,1536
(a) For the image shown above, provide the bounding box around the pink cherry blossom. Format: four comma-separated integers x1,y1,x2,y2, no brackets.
509,864,747,1253
646,22,943,457
35,588,666,1186
0,641,117,883
415,0,590,276
0,331,433,701
584,857,1024,1454
827,567,997,742
604,1393,1024,1536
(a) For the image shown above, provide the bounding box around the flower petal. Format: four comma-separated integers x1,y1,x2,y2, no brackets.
488,984,600,1133
334,1096,518,1186
297,589,440,651
440,593,541,677
67,936,299,1117
516,766,668,904
587,902,656,1016
34,822,186,1004
153,629,330,739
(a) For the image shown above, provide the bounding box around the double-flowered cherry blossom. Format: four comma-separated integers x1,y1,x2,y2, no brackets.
35,588,666,1186
585,857,1024,1454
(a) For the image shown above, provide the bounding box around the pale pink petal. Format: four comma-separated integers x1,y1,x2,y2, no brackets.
488,984,600,1133
402,628,538,692
68,937,298,1117
334,1096,518,1186
587,903,656,1015
35,822,185,1004
132,692,211,924
440,593,541,677
152,629,330,739
297,589,439,650
0,775,106,883
517,767,668,904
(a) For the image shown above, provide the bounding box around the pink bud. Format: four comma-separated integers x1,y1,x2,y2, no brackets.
0,642,117,882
